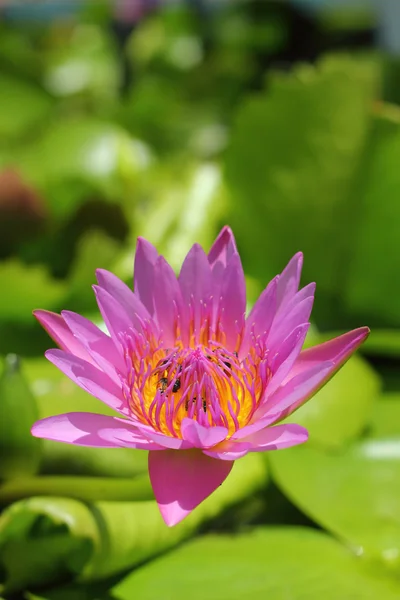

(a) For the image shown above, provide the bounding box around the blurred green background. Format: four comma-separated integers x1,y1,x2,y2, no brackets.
1,0,400,598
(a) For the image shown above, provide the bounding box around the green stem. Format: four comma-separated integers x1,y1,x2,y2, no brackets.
0,474,153,505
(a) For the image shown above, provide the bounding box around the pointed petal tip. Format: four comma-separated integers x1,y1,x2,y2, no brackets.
95,268,105,282
334,326,371,354
292,251,303,273
159,504,187,527
44,347,63,362
149,450,233,528
135,236,158,256
33,308,56,322
357,325,370,339
220,224,234,237
30,421,41,437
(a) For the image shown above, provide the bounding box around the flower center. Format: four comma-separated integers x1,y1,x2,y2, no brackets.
121,322,271,438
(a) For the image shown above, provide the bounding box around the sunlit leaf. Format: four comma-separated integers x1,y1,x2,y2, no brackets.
0,260,66,322
65,230,122,312
345,106,400,326
270,436,400,570
225,54,379,328
0,474,153,506
0,355,41,480
0,454,268,594
0,74,52,139
113,527,400,600
16,119,149,220
43,24,121,100
369,393,400,438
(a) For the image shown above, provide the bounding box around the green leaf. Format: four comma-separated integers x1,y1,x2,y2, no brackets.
369,393,400,438
64,230,122,312
0,355,41,480
0,474,153,506
0,498,98,595
225,54,377,306
0,74,52,139
113,527,400,600
0,260,66,323
25,581,115,600
344,107,400,325
43,24,121,100
284,344,381,449
0,453,268,594
23,357,148,479
16,119,148,220
269,438,400,570
24,357,113,418
81,453,268,582
362,329,400,358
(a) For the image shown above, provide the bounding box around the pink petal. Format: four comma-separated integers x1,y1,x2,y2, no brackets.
33,310,94,365
203,440,251,460
264,361,334,416
148,449,234,526
208,226,237,270
93,285,140,341
276,252,303,310
275,327,370,420
268,296,314,352
231,414,279,440
218,253,246,351
133,237,159,315
240,277,278,357
153,256,184,347
272,282,315,332
181,419,228,448
140,428,192,450
31,412,162,449
209,227,238,303
61,311,125,383
96,269,150,323
241,423,308,451
45,349,128,415
293,327,370,373
179,244,212,336
266,323,310,397
278,282,316,319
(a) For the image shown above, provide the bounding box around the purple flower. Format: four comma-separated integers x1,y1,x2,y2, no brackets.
32,227,369,526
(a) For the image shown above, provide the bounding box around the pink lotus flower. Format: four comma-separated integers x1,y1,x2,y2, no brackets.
32,227,369,526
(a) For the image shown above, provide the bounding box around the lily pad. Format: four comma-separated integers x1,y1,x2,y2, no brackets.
113,527,400,600
0,454,268,594
269,437,400,570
